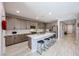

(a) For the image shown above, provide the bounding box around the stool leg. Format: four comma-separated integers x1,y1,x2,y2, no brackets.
49,41,52,47
40,44,42,55
48,40,51,47
37,43,42,55
42,43,46,51
50,38,53,47
44,40,49,49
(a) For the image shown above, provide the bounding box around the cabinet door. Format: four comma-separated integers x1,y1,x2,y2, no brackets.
28,37,31,49
5,36,14,46
14,19,21,29
46,23,52,29
7,18,15,30
38,23,45,29
14,35,21,44
20,20,27,29
20,34,28,42
20,34,25,42
23,34,28,41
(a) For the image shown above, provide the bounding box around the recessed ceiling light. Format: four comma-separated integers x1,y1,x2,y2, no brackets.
49,12,52,15
16,10,20,13
36,17,39,19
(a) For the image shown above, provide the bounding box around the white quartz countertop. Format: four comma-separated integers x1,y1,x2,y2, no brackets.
5,33,30,36
5,30,31,36
5,29,44,36
27,32,55,39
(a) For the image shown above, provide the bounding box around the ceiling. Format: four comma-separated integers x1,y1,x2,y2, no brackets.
4,2,79,23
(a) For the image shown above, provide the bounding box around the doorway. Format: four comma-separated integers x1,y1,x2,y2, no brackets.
61,19,76,38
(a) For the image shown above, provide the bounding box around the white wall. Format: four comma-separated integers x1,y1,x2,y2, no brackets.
0,2,5,56
63,24,67,32
67,25,73,34
73,23,76,35
75,16,79,55
76,19,79,42
60,22,65,38
0,10,2,56
58,20,61,40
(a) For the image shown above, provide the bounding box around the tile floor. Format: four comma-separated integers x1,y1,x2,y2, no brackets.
5,41,31,56
5,34,79,56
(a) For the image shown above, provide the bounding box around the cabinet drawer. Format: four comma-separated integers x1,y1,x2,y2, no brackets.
19,34,28,42
5,36,14,46
14,35,21,44
5,34,28,46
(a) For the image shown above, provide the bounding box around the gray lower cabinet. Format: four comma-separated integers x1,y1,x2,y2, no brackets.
20,34,26,42
5,34,28,46
28,37,31,49
5,36,14,46
14,35,21,44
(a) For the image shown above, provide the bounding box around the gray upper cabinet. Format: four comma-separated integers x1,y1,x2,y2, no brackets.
38,23,45,29
20,20,27,29
7,17,27,30
14,19,21,29
30,22,37,29
46,23,52,29
7,18,15,30
6,17,46,30
26,21,30,29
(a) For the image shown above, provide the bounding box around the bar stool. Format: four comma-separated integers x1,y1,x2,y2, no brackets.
52,34,56,42
37,40,45,55
50,34,56,46
44,38,50,49
49,35,55,46
49,36,53,41
48,36,53,47
53,34,56,38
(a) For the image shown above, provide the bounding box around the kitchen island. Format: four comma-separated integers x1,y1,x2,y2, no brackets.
27,32,56,53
